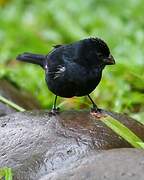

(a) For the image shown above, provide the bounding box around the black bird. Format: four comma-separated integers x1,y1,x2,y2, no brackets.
16,38,115,113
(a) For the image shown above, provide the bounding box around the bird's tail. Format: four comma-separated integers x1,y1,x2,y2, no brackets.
16,52,46,68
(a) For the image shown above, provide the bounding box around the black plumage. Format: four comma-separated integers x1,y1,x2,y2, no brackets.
16,37,115,112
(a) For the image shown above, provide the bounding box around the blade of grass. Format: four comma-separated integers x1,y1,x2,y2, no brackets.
101,114,144,148
0,95,25,112
137,142,144,148
4,168,13,180
0,168,4,179
0,168,12,180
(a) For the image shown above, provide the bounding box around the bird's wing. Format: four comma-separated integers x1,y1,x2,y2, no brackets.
47,64,66,80
53,65,66,79
62,44,82,63
47,43,83,80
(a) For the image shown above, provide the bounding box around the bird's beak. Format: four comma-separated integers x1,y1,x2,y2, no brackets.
104,54,115,65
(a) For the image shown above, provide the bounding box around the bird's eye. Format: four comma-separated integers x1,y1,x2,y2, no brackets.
97,53,103,59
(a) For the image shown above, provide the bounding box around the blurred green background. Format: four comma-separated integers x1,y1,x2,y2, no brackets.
0,0,143,119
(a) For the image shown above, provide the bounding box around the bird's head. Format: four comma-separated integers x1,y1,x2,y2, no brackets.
86,38,115,68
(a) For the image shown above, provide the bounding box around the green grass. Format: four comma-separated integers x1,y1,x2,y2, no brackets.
0,167,12,180
102,115,144,148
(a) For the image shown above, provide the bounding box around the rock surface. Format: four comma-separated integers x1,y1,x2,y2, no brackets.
0,79,40,116
0,110,144,179
41,148,144,180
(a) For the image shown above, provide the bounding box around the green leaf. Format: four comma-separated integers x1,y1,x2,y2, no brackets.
0,168,13,180
102,115,144,148
5,168,13,180
137,142,144,148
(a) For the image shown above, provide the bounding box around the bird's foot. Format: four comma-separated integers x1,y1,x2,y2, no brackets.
90,107,106,119
49,107,60,116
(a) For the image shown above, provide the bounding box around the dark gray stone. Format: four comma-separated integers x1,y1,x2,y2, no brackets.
0,110,144,180
42,148,144,180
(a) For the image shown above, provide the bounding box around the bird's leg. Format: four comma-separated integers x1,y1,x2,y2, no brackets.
87,94,101,113
87,95,106,118
50,95,60,114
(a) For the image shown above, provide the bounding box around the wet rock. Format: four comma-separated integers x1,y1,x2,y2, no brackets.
0,102,14,116
0,110,144,179
42,148,144,180
0,79,40,116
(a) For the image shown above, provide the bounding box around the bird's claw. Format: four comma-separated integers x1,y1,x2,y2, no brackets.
49,107,60,116
90,105,100,112
90,107,104,118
